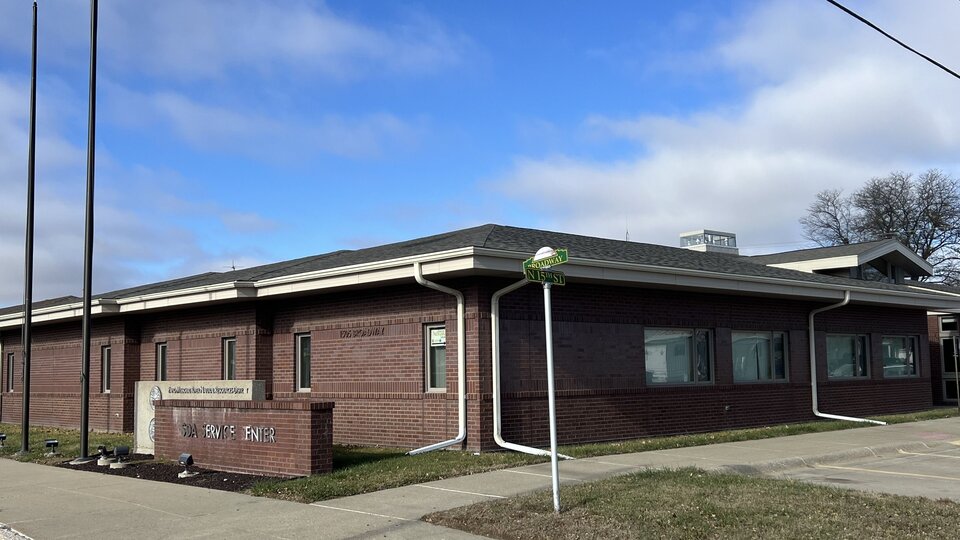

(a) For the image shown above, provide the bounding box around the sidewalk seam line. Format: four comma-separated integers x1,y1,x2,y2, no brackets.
310,504,412,522
414,485,506,499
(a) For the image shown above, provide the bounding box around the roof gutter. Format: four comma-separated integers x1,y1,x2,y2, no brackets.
491,278,572,459
808,291,885,425
408,261,467,454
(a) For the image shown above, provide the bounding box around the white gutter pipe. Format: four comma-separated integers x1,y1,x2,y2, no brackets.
409,261,467,454
492,279,573,459
809,291,886,425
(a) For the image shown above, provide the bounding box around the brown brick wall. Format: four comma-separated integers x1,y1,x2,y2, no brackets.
0,277,940,453
0,319,138,432
154,399,333,477
269,284,463,448
487,280,933,449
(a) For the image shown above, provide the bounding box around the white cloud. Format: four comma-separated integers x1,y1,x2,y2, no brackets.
0,77,280,307
104,85,421,160
0,1,470,83
495,0,960,252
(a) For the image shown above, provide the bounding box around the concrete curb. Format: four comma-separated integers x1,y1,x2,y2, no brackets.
0,524,32,540
714,440,954,476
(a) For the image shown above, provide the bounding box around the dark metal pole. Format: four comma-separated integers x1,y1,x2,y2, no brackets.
20,0,39,455
79,0,98,460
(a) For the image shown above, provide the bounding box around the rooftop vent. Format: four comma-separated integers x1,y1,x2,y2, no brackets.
680,229,738,255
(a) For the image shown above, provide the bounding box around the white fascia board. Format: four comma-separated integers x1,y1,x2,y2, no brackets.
766,256,859,273
0,299,120,329
254,248,476,297
2,246,957,329
860,243,934,275
115,281,257,313
475,251,960,310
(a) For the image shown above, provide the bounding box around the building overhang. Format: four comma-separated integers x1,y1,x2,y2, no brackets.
766,240,933,278
2,246,959,329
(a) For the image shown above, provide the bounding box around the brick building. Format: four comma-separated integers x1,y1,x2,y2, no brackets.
2,224,959,452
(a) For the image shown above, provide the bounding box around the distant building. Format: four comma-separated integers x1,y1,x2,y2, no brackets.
1,224,957,452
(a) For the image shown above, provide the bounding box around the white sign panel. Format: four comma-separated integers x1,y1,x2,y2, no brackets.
134,379,265,455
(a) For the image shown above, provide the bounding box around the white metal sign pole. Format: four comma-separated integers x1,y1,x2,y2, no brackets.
543,279,561,513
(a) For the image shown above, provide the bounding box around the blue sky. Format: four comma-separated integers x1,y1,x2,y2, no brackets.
1,0,960,306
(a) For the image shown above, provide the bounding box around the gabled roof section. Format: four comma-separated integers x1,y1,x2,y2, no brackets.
747,239,933,278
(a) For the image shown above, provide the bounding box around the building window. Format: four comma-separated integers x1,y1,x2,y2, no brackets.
733,331,788,382
941,317,958,333
5,352,13,392
296,333,311,391
101,346,111,393
425,324,446,391
826,334,869,378
223,338,237,380
156,343,167,382
881,336,918,377
644,328,712,384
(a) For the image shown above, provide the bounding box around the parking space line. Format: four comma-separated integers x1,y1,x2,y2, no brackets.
815,464,960,482
898,449,960,460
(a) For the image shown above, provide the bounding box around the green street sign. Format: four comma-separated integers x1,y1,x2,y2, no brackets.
524,268,566,286
523,248,569,270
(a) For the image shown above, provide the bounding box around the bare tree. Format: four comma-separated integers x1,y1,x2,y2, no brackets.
800,169,960,283
799,189,858,246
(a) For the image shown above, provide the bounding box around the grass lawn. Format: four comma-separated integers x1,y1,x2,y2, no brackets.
249,445,544,502
3,408,958,504
0,423,132,464
425,468,960,539
561,408,960,458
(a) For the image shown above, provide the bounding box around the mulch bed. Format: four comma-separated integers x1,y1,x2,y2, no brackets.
55,454,285,492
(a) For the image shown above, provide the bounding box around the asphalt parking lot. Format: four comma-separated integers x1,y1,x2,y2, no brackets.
776,443,960,502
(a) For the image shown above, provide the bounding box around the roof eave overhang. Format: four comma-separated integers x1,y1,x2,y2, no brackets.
2,246,957,329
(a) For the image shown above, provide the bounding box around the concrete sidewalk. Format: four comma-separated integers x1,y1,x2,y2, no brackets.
2,417,959,539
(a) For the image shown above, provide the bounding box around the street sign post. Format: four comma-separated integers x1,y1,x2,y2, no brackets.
524,246,567,514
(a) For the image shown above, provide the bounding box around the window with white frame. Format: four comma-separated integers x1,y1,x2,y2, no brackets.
425,324,446,391
156,343,167,381
826,334,869,378
644,328,712,384
296,333,311,391
881,336,918,377
733,331,788,382
101,346,111,393
941,317,958,333
5,352,13,392
223,337,237,380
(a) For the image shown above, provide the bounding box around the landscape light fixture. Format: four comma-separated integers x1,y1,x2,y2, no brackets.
0,433,6,448
44,439,59,456
109,446,129,469
96,444,114,466
178,453,197,479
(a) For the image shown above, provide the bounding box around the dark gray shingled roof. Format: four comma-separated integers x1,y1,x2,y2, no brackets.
746,240,890,265
0,225,940,315
0,295,82,317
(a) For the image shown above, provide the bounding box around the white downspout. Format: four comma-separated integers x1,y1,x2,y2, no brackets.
492,279,573,459
409,261,467,454
809,291,886,425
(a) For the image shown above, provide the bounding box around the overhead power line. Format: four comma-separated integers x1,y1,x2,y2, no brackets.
825,0,960,81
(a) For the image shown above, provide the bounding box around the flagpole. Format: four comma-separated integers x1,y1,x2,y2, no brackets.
78,0,99,461
19,0,39,455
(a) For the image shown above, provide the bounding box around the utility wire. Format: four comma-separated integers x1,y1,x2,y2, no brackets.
825,0,960,81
